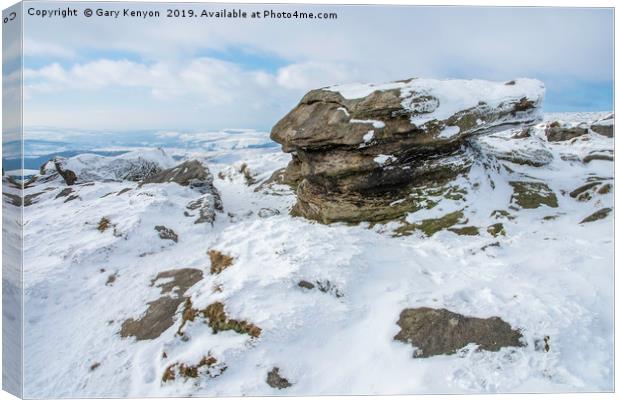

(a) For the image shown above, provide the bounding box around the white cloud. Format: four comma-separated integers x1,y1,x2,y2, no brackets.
23,38,76,59
276,61,362,90
19,5,613,129
23,57,364,129
24,57,360,104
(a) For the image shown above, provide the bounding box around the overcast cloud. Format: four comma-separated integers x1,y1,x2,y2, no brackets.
17,3,613,130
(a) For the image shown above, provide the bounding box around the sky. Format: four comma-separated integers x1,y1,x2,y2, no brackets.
12,3,615,131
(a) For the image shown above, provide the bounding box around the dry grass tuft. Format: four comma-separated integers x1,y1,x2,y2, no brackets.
208,250,235,274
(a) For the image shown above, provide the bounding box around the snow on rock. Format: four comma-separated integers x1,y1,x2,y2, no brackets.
327,77,545,128
34,148,176,184
270,77,544,223
472,128,554,167
591,113,614,138
373,154,396,165
350,118,386,129
438,125,461,139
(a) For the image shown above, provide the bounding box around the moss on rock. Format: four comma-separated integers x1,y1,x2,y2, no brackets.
487,223,506,237
394,210,465,237
509,181,558,209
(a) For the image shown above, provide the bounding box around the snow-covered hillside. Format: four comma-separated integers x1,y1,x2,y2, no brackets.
9,111,614,397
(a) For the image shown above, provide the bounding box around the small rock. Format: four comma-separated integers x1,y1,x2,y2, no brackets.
580,208,612,224
298,280,315,290
487,223,506,237
186,193,224,225
258,208,280,218
64,194,80,203
583,151,614,163
447,226,479,236
55,188,74,199
116,188,132,196
154,225,178,243
535,336,551,352
266,367,292,389
105,273,117,286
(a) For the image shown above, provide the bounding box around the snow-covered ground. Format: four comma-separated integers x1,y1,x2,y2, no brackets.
14,112,614,397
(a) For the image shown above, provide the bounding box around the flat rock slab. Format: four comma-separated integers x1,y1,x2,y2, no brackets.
394,307,523,358
120,268,203,340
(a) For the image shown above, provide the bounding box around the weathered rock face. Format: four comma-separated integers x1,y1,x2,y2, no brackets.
37,157,78,186
39,149,175,184
394,307,524,357
545,121,589,142
591,113,614,138
271,78,544,223
141,160,215,193
143,160,224,224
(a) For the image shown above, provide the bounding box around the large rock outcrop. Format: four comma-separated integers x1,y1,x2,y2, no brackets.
35,149,175,185
270,78,545,223
141,160,224,224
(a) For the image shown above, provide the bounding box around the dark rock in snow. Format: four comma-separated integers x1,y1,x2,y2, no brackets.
579,208,612,224
266,367,292,389
258,208,280,218
141,160,215,192
590,114,614,138
155,225,178,243
120,268,203,340
297,280,315,290
54,158,78,185
544,121,588,142
394,307,524,357
141,160,224,224
186,193,224,225
509,181,558,209
55,188,74,199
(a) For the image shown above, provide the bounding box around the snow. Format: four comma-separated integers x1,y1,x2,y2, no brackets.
327,81,407,99
6,169,38,177
363,131,374,142
401,78,545,126
595,118,614,126
63,148,176,181
438,125,461,139
350,119,386,129
328,78,545,128
13,113,614,397
373,154,396,165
